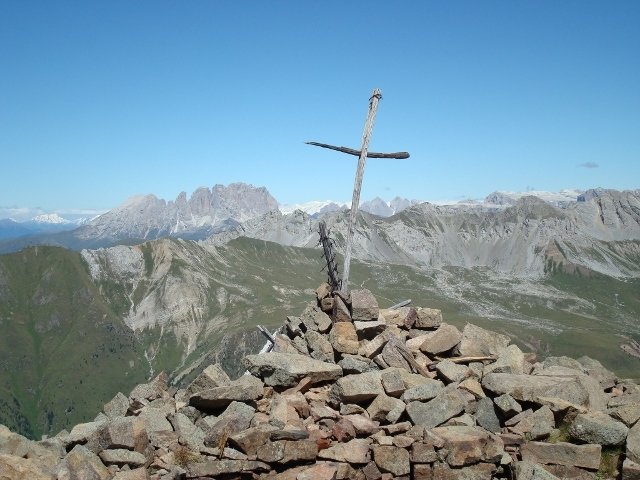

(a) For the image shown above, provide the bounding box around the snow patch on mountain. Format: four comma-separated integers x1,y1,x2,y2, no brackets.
279,200,348,215
483,189,583,207
31,213,71,224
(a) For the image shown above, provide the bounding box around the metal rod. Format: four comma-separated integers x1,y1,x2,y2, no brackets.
390,299,412,310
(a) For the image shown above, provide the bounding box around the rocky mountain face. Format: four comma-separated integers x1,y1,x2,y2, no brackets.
1,287,639,479
73,183,279,244
207,189,640,279
359,197,419,217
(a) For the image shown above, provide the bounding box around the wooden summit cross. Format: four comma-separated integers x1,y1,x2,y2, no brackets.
307,88,409,293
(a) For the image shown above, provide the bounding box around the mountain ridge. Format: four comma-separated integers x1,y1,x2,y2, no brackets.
204,189,640,279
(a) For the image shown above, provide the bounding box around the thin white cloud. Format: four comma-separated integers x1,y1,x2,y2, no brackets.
578,162,599,169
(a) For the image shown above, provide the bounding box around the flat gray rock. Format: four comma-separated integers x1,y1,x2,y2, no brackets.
436,359,470,383
414,307,442,329
431,425,504,467
520,441,601,470
329,371,384,404
338,354,379,374
189,377,263,410
510,405,555,440
329,322,359,355
475,397,501,434
103,392,129,419
419,323,462,355
305,330,335,363
514,461,561,480
577,356,617,389
484,344,525,375
185,364,231,397
99,448,146,467
56,444,111,480
367,394,405,424
243,352,342,387
625,420,640,464
406,388,466,428
188,459,270,477
372,445,410,476
300,304,332,333
458,323,510,357
569,411,628,446
351,289,379,321
203,401,255,447
401,380,444,403
317,438,371,464
482,373,607,411
97,416,148,452
494,393,522,417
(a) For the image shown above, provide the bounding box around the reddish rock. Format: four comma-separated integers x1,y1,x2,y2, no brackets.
332,418,356,442
372,445,410,476
256,439,318,464
458,323,510,357
419,323,462,355
414,307,442,329
520,441,601,470
351,289,379,321
411,442,438,463
431,426,504,467
317,438,371,464
316,283,332,302
362,461,382,480
342,414,381,436
623,459,640,480
297,463,338,480
433,462,497,479
187,459,270,477
229,425,277,456
329,322,359,355
333,295,352,322
412,464,432,480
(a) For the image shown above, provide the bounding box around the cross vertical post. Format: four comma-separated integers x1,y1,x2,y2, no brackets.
307,88,408,294
342,88,382,292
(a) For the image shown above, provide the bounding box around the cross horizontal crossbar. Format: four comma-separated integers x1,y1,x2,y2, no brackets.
306,141,410,159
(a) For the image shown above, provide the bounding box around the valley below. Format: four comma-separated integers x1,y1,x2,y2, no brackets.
0,236,639,439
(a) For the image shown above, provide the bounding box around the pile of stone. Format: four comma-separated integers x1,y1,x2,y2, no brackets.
1,285,640,480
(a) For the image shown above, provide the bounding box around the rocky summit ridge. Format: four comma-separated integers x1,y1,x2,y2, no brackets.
207,188,640,279
2,287,640,480
74,183,279,244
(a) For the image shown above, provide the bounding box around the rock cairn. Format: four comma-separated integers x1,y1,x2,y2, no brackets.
2,285,640,479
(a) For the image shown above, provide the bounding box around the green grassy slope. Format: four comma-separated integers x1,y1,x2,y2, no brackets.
0,246,148,438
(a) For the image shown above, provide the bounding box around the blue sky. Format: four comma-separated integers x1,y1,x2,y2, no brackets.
1,1,639,214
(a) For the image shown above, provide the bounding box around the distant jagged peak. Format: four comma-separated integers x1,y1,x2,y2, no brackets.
117,182,276,209
360,197,394,217
78,182,280,241
280,196,418,218
280,200,348,216
118,193,162,209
